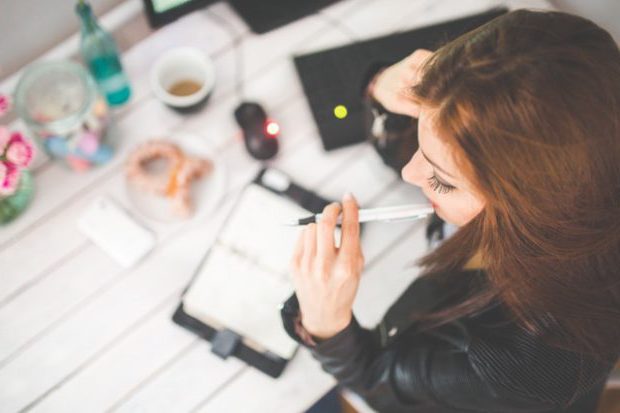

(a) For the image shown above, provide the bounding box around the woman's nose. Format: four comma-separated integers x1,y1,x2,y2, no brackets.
401,150,426,188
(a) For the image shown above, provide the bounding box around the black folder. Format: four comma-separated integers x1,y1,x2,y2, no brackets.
293,7,508,150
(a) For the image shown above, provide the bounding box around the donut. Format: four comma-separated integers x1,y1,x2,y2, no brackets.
126,140,212,217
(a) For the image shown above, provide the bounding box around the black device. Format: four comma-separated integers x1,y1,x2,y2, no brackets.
228,0,341,34
293,8,508,151
143,0,341,31
234,101,280,160
142,0,216,27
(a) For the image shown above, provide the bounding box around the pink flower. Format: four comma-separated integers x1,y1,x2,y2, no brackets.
0,126,9,153
0,94,10,118
0,161,21,196
5,132,34,168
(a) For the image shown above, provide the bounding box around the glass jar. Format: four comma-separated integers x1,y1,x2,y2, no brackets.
14,60,114,172
0,170,34,225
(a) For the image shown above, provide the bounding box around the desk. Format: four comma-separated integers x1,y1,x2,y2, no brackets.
0,0,552,411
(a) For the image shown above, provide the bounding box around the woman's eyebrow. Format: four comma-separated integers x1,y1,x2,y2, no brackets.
421,149,456,179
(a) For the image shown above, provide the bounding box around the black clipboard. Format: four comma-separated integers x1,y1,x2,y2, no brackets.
172,167,332,378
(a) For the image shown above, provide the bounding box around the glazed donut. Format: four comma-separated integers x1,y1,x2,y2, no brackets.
126,141,183,194
126,140,212,217
169,156,212,217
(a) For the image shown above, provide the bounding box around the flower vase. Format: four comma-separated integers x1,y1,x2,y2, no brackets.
0,170,34,225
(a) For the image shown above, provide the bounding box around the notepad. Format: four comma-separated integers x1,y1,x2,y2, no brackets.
182,184,310,359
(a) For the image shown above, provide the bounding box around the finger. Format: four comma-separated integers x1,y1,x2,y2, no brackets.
396,95,421,118
405,48,433,66
405,49,432,84
291,227,305,270
317,202,341,260
386,97,420,118
301,223,317,270
340,193,361,256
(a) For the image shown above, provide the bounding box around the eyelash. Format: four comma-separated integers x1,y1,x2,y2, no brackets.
427,174,456,194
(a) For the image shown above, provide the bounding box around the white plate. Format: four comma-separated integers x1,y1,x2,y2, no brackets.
126,132,227,224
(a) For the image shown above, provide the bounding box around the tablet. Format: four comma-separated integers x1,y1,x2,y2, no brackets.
142,0,216,27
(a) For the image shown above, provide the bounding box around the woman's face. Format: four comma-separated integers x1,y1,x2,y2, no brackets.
401,107,486,226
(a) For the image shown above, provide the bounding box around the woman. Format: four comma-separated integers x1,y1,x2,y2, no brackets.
280,9,620,413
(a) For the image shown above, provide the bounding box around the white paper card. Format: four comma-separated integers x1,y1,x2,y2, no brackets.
78,197,156,268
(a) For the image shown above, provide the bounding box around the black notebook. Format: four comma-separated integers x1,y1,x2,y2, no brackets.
293,7,508,150
173,168,331,378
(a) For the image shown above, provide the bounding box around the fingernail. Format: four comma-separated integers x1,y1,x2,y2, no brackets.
343,192,354,201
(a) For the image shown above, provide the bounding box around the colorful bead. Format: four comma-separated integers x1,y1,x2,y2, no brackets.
44,136,69,157
90,144,114,164
65,155,92,172
77,132,99,155
94,98,108,118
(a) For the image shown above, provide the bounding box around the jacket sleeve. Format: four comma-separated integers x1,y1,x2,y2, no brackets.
280,293,564,413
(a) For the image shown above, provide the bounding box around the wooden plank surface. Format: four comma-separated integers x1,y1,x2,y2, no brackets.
0,0,553,411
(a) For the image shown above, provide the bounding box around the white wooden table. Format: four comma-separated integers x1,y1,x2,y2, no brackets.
0,0,552,411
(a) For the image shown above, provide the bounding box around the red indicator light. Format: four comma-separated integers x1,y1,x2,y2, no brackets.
265,120,280,137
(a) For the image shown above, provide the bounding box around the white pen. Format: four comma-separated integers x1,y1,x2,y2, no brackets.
286,204,434,226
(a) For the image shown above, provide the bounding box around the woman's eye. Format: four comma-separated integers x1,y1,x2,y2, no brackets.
427,175,456,194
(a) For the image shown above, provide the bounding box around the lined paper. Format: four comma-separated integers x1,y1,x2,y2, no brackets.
183,184,309,359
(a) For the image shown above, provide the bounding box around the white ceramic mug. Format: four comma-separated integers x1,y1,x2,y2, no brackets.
150,47,216,110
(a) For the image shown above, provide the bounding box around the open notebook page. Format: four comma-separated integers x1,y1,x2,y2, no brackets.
182,184,310,359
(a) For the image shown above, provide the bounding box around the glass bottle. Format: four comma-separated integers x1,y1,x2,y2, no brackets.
75,0,131,106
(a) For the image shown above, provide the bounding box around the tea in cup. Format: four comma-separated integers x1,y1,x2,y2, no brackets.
150,47,215,112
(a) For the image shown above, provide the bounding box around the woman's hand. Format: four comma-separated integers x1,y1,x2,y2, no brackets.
290,193,365,340
369,49,433,118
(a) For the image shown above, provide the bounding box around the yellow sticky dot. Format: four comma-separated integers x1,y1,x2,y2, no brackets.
334,105,348,119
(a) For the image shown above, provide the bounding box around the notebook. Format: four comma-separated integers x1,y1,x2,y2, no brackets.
293,7,507,150
182,184,309,359
173,168,332,377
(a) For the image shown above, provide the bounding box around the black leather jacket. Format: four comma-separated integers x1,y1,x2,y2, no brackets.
281,269,614,412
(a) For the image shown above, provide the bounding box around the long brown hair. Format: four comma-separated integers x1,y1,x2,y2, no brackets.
413,9,620,358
